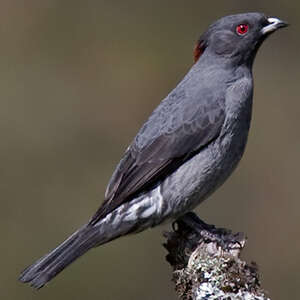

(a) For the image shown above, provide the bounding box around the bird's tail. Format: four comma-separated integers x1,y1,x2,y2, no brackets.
19,224,101,289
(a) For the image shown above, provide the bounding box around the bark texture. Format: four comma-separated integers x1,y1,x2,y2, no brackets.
164,212,270,300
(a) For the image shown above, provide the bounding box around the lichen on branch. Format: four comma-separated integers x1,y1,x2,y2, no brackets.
163,212,270,300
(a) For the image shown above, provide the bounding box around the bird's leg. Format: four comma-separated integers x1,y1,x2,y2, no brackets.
172,212,244,251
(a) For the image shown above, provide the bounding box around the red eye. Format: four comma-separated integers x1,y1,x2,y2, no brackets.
236,24,249,35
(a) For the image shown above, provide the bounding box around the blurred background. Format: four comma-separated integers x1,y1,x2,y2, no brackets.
1,1,299,299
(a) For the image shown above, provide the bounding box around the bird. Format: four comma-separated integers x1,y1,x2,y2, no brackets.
19,12,288,289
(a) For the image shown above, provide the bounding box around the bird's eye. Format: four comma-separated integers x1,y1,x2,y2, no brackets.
236,24,249,35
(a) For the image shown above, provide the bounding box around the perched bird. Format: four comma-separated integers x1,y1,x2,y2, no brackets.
19,12,288,289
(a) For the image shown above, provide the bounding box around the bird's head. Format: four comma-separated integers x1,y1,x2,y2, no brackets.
194,13,288,66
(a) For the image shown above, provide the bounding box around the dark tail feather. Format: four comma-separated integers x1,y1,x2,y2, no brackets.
19,224,100,289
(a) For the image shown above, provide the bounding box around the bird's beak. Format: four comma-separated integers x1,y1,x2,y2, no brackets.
261,17,289,35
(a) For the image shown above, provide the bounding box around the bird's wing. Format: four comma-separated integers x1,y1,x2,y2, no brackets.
90,87,225,224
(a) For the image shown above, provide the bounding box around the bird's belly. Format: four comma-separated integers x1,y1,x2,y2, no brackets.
157,129,249,221
105,127,250,231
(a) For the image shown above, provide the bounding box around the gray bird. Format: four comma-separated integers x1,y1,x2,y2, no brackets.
19,12,288,289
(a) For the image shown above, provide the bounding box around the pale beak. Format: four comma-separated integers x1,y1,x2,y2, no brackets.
261,17,289,35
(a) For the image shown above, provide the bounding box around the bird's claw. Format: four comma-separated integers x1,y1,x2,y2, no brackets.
174,212,245,251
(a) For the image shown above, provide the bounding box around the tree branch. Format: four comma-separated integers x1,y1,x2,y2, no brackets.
163,212,270,300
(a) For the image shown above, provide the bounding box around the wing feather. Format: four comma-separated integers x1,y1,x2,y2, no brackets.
90,86,225,224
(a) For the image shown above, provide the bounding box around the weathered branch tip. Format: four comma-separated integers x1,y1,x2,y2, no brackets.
163,212,270,300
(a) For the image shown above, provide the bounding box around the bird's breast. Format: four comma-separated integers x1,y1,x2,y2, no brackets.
158,78,253,219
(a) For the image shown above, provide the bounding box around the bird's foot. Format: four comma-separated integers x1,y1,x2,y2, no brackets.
172,212,245,252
